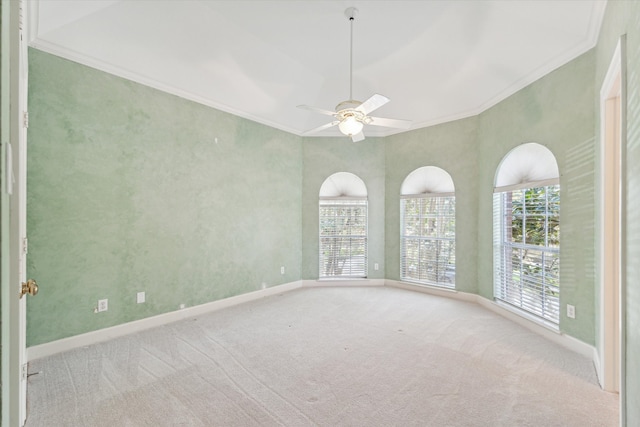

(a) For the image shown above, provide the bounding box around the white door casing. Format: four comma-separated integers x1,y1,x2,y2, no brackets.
3,0,31,424
1,0,28,425
599,36,626,424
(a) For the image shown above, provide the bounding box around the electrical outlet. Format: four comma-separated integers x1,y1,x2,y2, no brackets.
179,303,185,309
567,304,575,319
374,263,379,271
280,266,285,275
98,299,108,312
137,292,145,304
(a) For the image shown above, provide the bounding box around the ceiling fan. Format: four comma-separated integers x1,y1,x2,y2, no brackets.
297,7,412,142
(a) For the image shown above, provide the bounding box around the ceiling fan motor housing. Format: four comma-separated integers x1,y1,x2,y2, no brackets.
335,99,370,124
336,99,361,111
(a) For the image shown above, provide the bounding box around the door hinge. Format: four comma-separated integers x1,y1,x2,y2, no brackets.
21,364,27,381
18,2,24,32
22,237,28,255
23,111,29,129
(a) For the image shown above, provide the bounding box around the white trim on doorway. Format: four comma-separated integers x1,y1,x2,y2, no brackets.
599,36,626,398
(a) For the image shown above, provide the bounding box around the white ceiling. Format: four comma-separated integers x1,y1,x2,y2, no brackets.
27,0,606,138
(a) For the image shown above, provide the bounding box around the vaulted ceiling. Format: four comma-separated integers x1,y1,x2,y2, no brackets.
28,1,606,138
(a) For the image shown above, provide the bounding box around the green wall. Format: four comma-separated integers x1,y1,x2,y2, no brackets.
383,50,597,344
27,50,303,346
301,137,386,280
384,117,479,294
596,1,640,423
26,46,599,348
477,50,597,343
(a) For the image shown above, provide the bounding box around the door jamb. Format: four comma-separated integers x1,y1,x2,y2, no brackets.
599,35,627,424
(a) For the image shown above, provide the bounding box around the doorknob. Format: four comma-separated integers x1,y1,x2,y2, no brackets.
20,279,38,298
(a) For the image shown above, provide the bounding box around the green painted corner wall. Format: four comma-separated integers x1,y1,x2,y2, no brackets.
596,1,640,423
301,137,386,280
26,49,303,346
383,48,597,344
477,49,597,344
26,45,600,348
384,117,480,294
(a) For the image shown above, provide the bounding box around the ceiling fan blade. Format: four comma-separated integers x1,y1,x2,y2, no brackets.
368,116,412,129
302,121,340,135
297,105,337,117
351,131,365,142
355,94,390,115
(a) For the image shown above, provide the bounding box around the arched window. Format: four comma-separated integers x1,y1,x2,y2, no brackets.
400,167,455,288
493,143,560,325
319,172,368,279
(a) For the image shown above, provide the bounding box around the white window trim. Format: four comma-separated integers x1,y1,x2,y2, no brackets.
400,194,456,289
493,185,560,326
493,178,559,194
319,198,368,279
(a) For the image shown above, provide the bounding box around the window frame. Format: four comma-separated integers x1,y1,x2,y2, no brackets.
400,193,456,289
319,197,368,279
493,183,560,326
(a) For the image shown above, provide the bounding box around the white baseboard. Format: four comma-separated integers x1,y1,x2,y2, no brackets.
384,279,477,302
27,278,597,369
475,296,596,359
592,347,603,387
27,280,303,362
303,279,385,287
385,280,596,361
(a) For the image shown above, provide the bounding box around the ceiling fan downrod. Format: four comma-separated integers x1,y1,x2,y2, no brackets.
345,7,358,102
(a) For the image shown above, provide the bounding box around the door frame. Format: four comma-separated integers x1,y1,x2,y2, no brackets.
1,0,29,425
599,35,626,422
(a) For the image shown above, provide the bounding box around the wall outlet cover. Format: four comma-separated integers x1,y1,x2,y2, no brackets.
137,291,145,304
567,304,576,319
98,299,108,312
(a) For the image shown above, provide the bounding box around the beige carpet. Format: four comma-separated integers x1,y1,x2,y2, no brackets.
26,286,618,426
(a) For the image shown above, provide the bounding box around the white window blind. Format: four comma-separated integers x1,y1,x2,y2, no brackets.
319,199,368,279
401,196,455,288
493,185,560,324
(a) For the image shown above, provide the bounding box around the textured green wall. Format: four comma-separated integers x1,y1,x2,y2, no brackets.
301,137,386,280
476,51,597,344
26,46,599,347
27,50,303,346
595,1,640,422
384,117,479,294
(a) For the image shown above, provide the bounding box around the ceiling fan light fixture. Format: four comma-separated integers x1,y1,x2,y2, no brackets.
338,116,363,136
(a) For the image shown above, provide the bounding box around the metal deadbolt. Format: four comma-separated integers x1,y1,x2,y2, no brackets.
20,279,38,298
